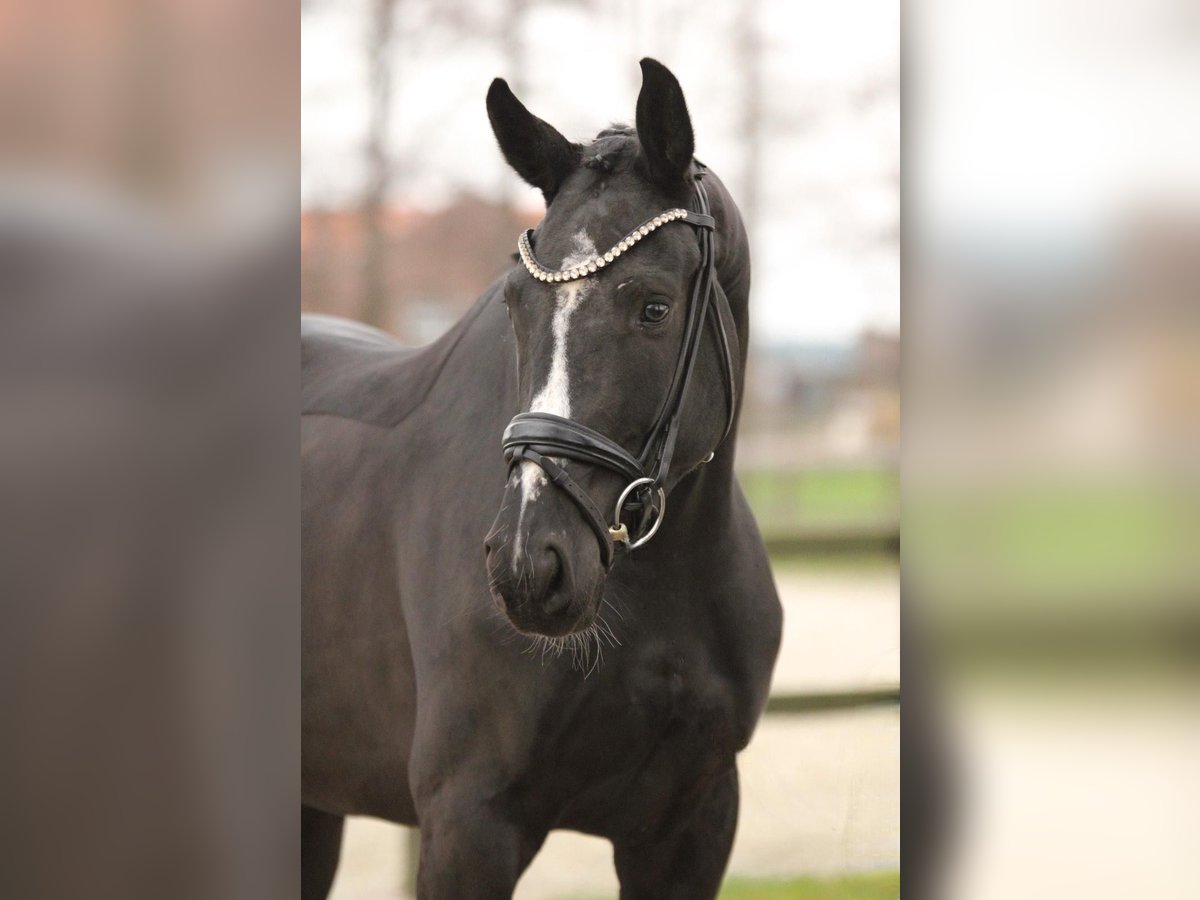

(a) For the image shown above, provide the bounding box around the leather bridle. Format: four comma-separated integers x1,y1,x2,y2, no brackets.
502,165,740,568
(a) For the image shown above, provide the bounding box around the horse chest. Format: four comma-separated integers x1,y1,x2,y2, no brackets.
539,648,746,833
618,646,742,754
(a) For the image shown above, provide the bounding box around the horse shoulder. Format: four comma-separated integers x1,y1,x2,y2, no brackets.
663,492,782,751
717,486,784,745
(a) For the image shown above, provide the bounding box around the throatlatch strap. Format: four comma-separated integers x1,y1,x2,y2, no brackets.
708,281,740,445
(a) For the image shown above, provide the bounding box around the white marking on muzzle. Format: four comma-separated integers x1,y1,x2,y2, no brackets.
514,230,596,565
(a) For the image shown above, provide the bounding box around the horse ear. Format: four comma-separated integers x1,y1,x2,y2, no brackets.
635,58,695,191
487,78,579,203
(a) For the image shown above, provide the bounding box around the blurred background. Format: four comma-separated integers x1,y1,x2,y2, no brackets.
302,0,900,897
909,0,1200,897
2,1,298,898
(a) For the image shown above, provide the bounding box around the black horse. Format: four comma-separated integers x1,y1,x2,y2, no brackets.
302,59,782,899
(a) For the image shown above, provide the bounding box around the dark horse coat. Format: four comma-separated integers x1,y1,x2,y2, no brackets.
302,60,782,899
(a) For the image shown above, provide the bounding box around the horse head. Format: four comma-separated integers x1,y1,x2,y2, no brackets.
483,59,746,638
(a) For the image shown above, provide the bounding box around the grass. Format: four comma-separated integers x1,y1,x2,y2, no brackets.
745,466,1199,606
739,466,899,563
907,479,1199,608
567,870,899,900
739,467,899,535
718,870,900,900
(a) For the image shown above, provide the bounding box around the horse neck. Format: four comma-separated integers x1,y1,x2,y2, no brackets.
667,434,742,536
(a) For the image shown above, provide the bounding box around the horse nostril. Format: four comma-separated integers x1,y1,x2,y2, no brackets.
545,543,563,582
539,542,570,615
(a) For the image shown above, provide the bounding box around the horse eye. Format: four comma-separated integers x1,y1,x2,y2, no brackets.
641,302,670,324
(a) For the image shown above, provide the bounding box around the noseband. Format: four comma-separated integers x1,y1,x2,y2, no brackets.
501,166,740,569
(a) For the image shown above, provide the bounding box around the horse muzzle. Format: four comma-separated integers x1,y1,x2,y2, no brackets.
483,477,605,637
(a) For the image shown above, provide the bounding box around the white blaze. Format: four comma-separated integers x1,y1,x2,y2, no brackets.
514,230,596,563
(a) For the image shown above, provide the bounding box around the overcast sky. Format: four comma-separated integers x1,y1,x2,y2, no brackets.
302,0,900,345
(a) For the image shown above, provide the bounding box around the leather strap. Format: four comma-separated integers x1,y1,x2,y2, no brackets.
636,177,733,484
508,447,617,569
504,413,644,484
707,279,740,445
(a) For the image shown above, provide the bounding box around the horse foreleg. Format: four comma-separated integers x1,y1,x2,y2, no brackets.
301,805,345,900
613,766,740,900
414,787,545,900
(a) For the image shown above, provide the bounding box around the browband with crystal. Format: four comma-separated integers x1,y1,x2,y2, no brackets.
517,208,698,284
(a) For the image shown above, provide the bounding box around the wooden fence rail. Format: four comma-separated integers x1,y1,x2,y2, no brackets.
765,686,900,714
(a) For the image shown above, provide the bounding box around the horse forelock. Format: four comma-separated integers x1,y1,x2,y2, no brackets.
582,125,638,174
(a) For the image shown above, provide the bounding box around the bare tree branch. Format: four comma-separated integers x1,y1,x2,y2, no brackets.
360,0,399,328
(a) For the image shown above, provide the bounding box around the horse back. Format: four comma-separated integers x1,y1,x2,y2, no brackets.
300,298,512,822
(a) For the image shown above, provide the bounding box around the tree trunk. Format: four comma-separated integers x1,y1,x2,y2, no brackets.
735,0,762,234
360,0,399,330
